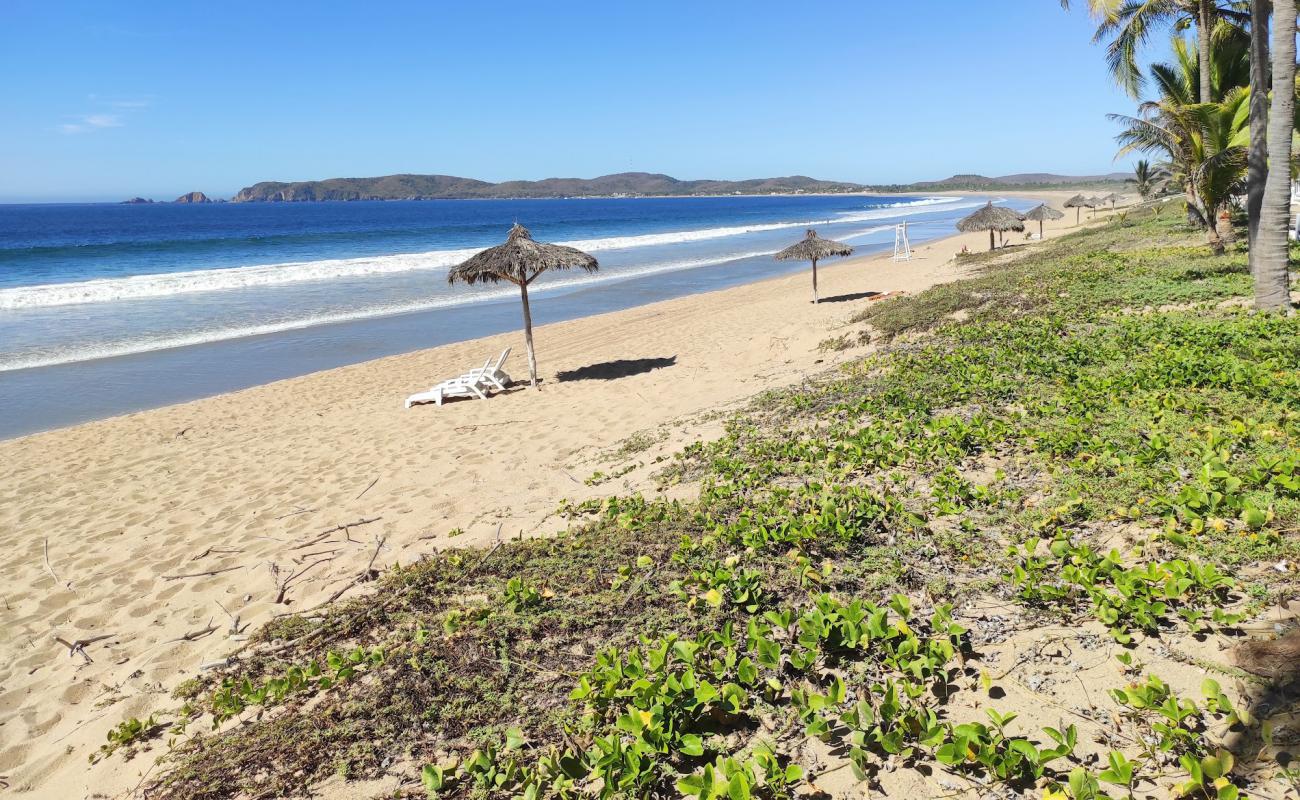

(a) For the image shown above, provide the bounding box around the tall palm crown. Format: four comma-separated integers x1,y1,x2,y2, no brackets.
1061,0,1246,101
1112,84,1251,250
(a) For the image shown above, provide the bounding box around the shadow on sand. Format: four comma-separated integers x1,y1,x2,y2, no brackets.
817,290,883,304
556,356,677,382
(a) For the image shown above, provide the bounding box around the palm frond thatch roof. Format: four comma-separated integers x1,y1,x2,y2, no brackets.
774,229,853,262
1063,194,1088,208
956,202,1026,233
1023,203,1065,222
448,223,598,286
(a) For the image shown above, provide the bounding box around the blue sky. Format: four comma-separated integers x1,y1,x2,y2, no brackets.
1,1,1163,202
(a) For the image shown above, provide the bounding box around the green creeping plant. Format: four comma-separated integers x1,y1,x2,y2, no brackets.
90,715,162,763
1008,535,1243,641
502,576,543,612
209,645,384,727
934,712,1076,784
671,557,769,613
1179,749,1240,800
839,678,945,777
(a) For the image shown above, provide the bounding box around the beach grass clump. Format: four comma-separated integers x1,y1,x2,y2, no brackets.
125,213,1299,799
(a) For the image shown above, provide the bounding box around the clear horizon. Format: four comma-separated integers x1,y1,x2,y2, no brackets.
3,0,1164,203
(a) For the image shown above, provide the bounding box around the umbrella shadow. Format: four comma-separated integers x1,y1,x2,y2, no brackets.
556,356,677,383
817,290,883,304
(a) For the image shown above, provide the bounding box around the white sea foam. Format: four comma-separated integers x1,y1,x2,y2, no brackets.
0,247,783,372
0,197,967,310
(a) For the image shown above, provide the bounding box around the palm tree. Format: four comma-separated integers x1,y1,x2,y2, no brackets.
1112,87,1251,253
1062,0,1244,102
1254,0,1296,310
1147,24,1250,104
1134,158,1173,197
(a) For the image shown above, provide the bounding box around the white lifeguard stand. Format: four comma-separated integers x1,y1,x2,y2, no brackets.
892,221,913,261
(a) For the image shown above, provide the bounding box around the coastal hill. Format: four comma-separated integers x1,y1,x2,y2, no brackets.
877,171,1134,192
154,170,1136,204
230,172,869,202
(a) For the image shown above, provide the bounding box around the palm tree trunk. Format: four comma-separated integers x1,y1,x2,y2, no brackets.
519,279,540,387
1198,0,1215,102
1255,0,1297,310
1186,189,1208,229
1209,206,1230,254
1248,0,1272,266
810,258,819,303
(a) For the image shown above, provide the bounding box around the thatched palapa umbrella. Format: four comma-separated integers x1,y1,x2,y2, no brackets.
774,229,853,303
449,223,597,389
1103,192,1121,210
1063,194,1087,225
1022,203,1064,238
956,202,1025,251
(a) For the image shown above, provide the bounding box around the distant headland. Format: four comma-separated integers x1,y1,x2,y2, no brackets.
117,171,1134,205
228,172,870,202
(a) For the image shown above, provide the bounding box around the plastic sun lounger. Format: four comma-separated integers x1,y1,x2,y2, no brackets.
405,359,493,408
459,347,512,391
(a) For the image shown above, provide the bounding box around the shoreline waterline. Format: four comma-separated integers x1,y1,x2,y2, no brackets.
0,198,1007,439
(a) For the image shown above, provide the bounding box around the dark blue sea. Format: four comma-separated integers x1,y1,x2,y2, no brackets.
0,194,1028,437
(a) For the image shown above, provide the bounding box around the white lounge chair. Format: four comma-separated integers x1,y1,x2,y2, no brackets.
460,347,512,391
405,359,492,408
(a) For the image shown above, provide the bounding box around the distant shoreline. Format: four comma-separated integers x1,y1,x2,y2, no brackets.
2,185,1131,207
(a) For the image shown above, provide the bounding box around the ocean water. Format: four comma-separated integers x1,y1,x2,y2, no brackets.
0,194,1028,438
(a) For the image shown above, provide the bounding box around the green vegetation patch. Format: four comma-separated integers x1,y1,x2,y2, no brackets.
125,213,1297,799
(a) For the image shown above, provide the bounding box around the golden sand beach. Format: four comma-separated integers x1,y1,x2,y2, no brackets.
0,192,1096,795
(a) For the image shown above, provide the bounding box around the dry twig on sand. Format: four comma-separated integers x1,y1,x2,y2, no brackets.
161,565,243,581
215,601,245,635
323,535,387,604
166,619,217,644
191,546,243,561
269,557,334,604
318,517,382,537
43,537,73,592
52,633,113,664
355,477,379,500
274,505,316,520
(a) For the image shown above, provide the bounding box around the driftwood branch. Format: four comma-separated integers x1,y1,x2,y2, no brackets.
270,557,334,604
161,565,243,582
355,477,379,500
191,546,243,561
318,517,382,537
53,633,113,664
166,619,217,644
215,601,245,635
274,505,316,520
323,536,387,604
43,538,73,592
466,524,506,577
